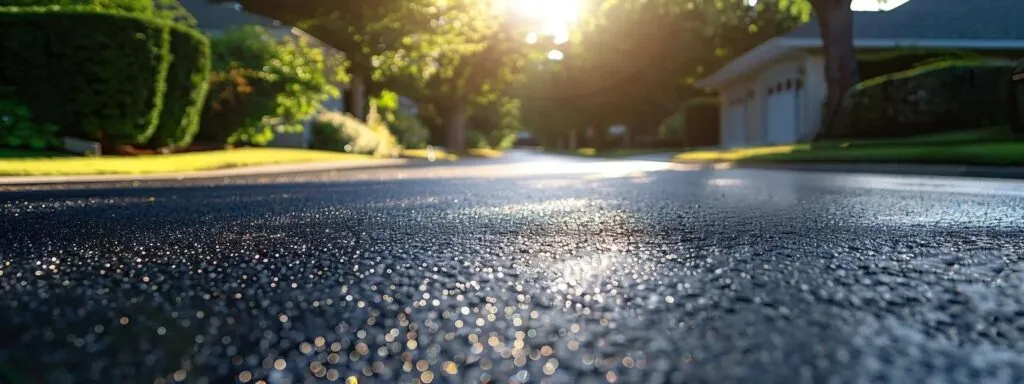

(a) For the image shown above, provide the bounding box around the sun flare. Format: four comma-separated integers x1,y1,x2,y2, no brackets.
493,0,583,41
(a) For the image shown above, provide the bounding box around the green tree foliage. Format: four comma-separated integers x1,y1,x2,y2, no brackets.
199,26,340,145
519,0,799,148
225,0,547,152
222,0,431,119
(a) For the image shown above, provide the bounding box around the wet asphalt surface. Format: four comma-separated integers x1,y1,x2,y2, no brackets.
2,151,1024,384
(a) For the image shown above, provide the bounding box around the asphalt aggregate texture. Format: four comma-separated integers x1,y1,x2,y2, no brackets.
2,151,1024,384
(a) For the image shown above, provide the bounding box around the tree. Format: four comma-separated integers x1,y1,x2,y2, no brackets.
218,0,426,119
808,0,858,137
366,0,552,152
518,0,799,148
219,0,530,152
713,0,863,137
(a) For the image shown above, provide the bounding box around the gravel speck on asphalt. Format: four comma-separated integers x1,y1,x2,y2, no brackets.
2,152,1024,383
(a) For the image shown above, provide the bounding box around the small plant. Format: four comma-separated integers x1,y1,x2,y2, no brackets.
0,99,60,150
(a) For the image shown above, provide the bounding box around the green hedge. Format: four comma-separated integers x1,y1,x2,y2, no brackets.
1013,59,1024,136
195,68,283,146
0,0,154,14
857,48,983,80
825,59,1016,139
0,7,171,146
148,25,211,148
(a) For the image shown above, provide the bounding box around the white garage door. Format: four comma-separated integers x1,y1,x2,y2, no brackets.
726,102,748,147
764,80,801,145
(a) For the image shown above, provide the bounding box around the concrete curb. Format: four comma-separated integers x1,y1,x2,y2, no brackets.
0,158,410,186
682,161,1024,179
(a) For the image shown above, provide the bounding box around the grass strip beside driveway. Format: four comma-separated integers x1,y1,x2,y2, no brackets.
675,141,1024,166
0,148,374,176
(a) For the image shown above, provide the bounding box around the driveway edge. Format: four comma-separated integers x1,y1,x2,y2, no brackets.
0,159,410,185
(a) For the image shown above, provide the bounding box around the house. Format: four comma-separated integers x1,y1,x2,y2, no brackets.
177,0,346,148
696,0,1024,148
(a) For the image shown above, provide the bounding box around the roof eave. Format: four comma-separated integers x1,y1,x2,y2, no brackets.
695,38,804,89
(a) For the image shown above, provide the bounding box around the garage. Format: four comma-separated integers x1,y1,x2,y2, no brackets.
764,79,801,144
724,101,748,147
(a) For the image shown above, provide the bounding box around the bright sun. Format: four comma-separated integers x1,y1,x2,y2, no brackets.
493,0,582,38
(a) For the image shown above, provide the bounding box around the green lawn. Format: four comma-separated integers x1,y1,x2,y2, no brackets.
674,127,1024,165
0,147,374,176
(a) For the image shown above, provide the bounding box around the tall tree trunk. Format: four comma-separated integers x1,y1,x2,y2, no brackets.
812,0,859,139
348,73,367,120
445,101,468,153
567,129,578,150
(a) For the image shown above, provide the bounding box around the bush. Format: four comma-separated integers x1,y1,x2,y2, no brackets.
825,59,1016,139
390,110,430,149
465,129,489,149
857,48,983,80
0,97,60,149
467,96,522,150
147,25,210,148
657,111,685,139
488,130,517,150
195,68,281,145
310,110,397,156
657,97,719,147
198,26,340,145
372,89,430,148
0,0,154,14
1013,59,1024,136
0,7,171,146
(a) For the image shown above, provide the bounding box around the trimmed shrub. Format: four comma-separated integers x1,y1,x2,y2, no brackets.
0,0,155,14
0,96,60,149
857,48,983,80
195,68,281,145
148,25,211,148
825,60,1016,139
1013,59,1024,136
0,7,171,146
310,111,397,156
